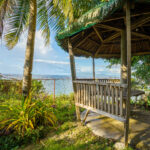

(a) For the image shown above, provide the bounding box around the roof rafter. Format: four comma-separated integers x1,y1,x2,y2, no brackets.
74,48,93,57
93,26,104,42
131,15,150,29
73,32,94,49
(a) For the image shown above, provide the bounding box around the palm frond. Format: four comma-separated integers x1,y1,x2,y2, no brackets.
4,0,29,49
0,0,8,38
37,0,50,46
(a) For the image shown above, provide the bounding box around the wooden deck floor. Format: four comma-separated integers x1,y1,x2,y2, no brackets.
81,108,150,150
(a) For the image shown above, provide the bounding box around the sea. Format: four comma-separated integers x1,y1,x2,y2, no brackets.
0,73,120,95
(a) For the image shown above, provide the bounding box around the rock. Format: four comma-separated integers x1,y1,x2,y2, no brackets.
114,142,125,150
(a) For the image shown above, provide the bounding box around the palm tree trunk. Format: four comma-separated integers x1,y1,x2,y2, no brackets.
22,0,37,96
0,0,8,38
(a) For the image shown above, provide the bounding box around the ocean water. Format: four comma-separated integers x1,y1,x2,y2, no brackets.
1,73,120,95
42,79,73,95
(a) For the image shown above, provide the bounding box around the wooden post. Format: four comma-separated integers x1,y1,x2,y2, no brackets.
92,57,95,79
68,38,80,121
125,0,131,147
121,29,127,84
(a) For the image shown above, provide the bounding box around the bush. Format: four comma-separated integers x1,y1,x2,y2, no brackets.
0,94,57,149
0,94,56,136
0,80,45,100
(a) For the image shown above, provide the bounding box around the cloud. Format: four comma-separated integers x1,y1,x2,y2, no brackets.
35,31,53,54
97,64,120,74
77,66,92,73
97,68,104,72
34,59,69,65
16,30,54,55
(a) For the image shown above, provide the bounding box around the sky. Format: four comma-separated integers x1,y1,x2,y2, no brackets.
0,30,120,78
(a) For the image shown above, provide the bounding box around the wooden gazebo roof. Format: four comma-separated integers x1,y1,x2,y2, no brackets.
56,0,150,58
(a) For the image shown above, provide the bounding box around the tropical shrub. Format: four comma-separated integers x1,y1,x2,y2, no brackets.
0,80,45,100
0,94,56,137
31,80,45,94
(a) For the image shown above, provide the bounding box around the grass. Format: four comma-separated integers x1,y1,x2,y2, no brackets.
0,93,134,150
0,80,134,150
22,121,114,150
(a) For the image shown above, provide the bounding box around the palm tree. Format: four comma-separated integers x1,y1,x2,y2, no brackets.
4,0,64,96
3,0,101,96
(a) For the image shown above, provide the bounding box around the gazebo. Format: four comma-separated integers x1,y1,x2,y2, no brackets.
56,0,150,146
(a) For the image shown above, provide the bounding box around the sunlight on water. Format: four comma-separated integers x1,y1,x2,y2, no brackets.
42,79,73,95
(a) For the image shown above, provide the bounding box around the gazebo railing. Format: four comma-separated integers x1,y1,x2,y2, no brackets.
76,78,120,83
74,80,127,122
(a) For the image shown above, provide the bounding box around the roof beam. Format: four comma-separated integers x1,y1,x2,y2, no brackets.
95,44,103,57
97,15,150,33
103,11,150,23
133,52,150,56
131,16,150,30
75,48,93,57
94,32,120,57
73,32,94,49
132,32,150,40
103,32,120,43
96,54,120,57
97,24,122,32
93,26,104,42
88,38,100,46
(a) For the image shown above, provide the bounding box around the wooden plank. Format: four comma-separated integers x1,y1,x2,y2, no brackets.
85,84,88,106
81,84,84,104
104,85,107,111
73,80,128,88
125,0,131,146
76,84,79,103
97,85,100,109
115,87,119,115
84,84,86,105
79,84,81,104
100,86,104,110
82,109,90,123
80,83,83,104
89,84,91,107
120,87,123,117
91,85,93,107
94,84,97,108
112,86,115,114
92,84,95,108
75,103,126,122
108,85,111,113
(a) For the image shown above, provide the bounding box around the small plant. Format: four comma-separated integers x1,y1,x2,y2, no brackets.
0,94,56,137
0,80,45,101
